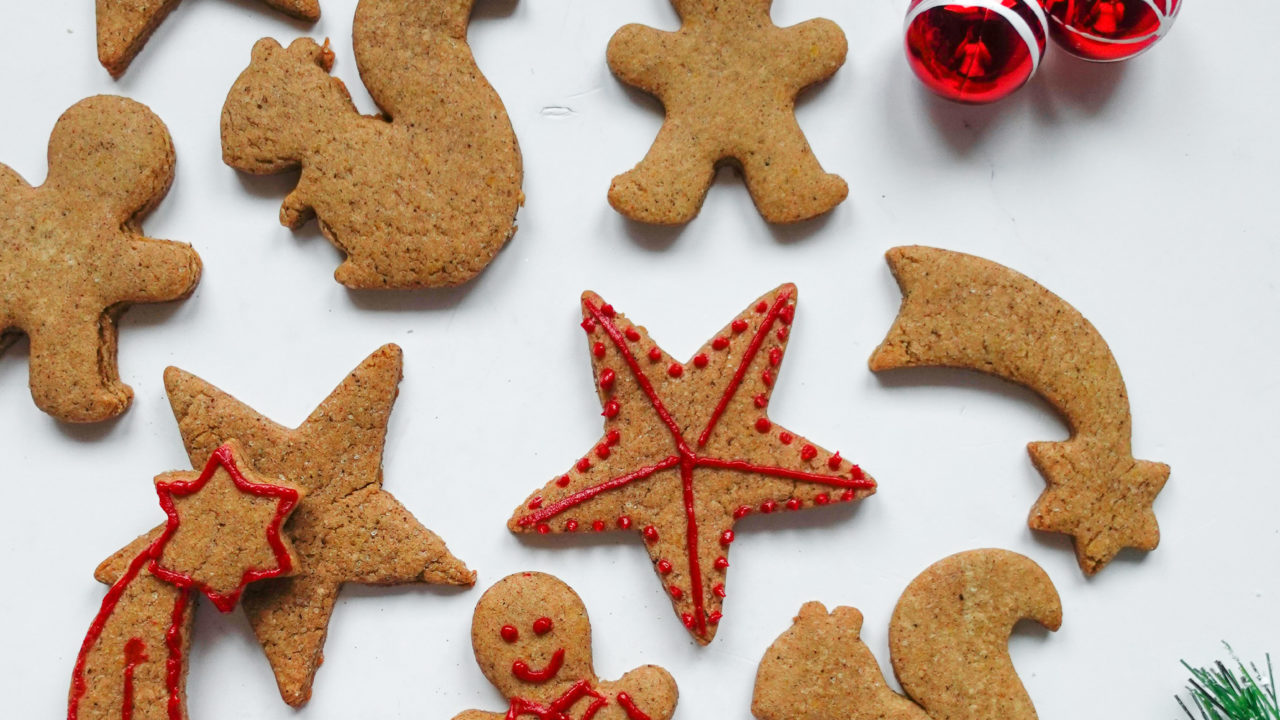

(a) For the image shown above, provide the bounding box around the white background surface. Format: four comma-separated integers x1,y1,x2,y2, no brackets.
0,0,1276,717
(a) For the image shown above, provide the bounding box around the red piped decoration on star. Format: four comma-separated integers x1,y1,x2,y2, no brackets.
508,285,876,643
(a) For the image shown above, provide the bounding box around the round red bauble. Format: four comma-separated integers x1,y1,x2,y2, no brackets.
1044,0,1182,62
905,0,1049,104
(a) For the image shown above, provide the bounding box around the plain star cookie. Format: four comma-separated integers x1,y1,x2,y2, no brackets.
96,345,476,707
607,0,849,224
0,95,201,423
70,441,303,720
509,285,875,644
96,0,321,77
869,246,1169,574
453,572,679,720
220,0,523,289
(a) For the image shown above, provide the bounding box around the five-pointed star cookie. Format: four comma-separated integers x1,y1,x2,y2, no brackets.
0,95,201,423
508,285,876,644
607,0,849,224
96,0,321,77
96,344,476,707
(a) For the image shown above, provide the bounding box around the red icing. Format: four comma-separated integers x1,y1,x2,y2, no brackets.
841,489,855,502
602,400,620,418
760,499,777,514
712,337,730,351
699,291,792,448
506,679,605,720
596,444,610,459
713,557,729,570
600,369,616,390
582,317,597,333
565,519,579,532
601,304,616,318
592,520,606,532
557,476,571,488
753,393,767,408
643,525,659,542
667,363,683,378
779,432,793,445
606,430,621,446
618,516,633,530
669,586,684,599
755,301,768,313
693,354,708,368
533,617,554,635
593,342,607,359
733,505,751,519
577,458,592,472
707,611,723,625
720,530,735,546
657,560,673,574
755,418,772,432
529,497,544,510
121,638,147,720
828,452,842,470
537,523,551,535
800,445,817,460
731,319,749,333
501,625,520,643
617,691,654,720
647,347,662,362
712,584,726,598
512,647,565,684
815,493,830,505
761,369,774,387
768,348,782,366
785,498,801,511
625,328,641,342
776,327,788,341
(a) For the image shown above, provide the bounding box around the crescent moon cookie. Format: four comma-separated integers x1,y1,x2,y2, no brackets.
220,0,523,289
94,345,476,707
606,0,849,224
508,285,875,644
0,96,201,423
453,572,678,720
870,245,1170,575
96,0,321,77
69,441,304,720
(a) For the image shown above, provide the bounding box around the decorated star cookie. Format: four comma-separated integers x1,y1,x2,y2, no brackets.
454,572,678,720
70,441,303,720
96,0,321,77
753,549,1062,720
0,95,202,423
219,0,523,289
96,345,476,706
870,245,1170,575
508,285,875,644
607,0,849,224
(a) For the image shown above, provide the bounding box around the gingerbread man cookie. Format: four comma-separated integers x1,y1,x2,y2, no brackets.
0,95,201,423
70,441,303,720
97,0,321,77
607,0,848,224
870,245,1169,574
454,572,678,720
220,0,523,289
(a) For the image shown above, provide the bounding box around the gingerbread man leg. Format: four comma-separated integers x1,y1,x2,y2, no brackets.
27,308,131,423
608,122,716,225
737,116,848,223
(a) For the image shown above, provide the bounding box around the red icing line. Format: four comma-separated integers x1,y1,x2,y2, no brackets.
506,679,605,720
519,457,680,525
695,457,875,489
617,692,654,720
512,648,566,684
164,592,188,720
121,638,147,720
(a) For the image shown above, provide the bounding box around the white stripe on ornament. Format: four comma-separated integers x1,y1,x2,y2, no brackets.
1050,0,1178,49
905,0,1045,74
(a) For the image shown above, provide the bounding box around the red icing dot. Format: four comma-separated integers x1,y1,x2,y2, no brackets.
534,617,554,634
779,432,793,445
755,418,772,432
708,611,723,625
625,327,641,342
769,347,782,366
593,342,607,359
720,530,735,546
760,499,777,514
762,369,774,387
713,556,729,570
682,614,695,629
841,489,855,502
601,304,616,318
528,497,543,510
577,457,592,472
815,493,830,505
755,301,768,313
602,400,620,418
643,525,659,542
780,305,795,324
712,337,730,351
669,586,684,599
754,393,768,408
657,560,673,574
693,353,708,368
731,319,749,333
668,363,683,378
581,317,596,333
713,583,726,598
785,498,801,511
776,327,789,341
800,445,817,461
501,625,519,643
828,452,842,470
592,520,605,532
733,505,752,519
851,465,866,481
556,475,571,488
536,523,550,535
565,519,579,532
599,368,616,390
596,444,610,459
647,347,662,362
618,516,632,530
606,429,621,446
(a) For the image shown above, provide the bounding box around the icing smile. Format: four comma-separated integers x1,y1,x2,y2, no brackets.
512,648,566,683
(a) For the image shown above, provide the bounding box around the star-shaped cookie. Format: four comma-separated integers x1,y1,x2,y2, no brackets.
509,285,875,644
0,95,201,423
96,0,321,77
607,0,849,224
97,344,476,706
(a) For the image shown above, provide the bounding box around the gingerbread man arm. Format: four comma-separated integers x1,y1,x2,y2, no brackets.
606,665,678,720
774,19,848,92
111,236,202,304
607,25,686,97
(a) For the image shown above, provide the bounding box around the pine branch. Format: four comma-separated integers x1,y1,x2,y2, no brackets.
1179,643,1279,720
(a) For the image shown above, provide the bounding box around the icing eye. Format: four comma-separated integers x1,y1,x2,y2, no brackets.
500,625,519,643
533,617,553,635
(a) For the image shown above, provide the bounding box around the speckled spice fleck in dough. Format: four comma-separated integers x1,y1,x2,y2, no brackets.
0,95,201,423
220,0,523,289
607,0,848,224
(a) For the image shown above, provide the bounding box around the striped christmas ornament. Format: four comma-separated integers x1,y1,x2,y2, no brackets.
905,0,1050,104
1044,0,1182,62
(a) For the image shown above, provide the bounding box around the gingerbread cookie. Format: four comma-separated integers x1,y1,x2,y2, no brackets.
508,285,875,644
96,0,321,77
96,344,476,706
220,0,523,289
752,549,1061,720
607,0,848,224
870,245,1169,575
454,572,678,720
0,95,201,423
70,441,303,720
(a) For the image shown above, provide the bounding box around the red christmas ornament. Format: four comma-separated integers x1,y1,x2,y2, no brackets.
1044,0,1181,62
905,0,1049,104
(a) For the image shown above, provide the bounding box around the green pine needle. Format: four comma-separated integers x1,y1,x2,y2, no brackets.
1178,643,1279,720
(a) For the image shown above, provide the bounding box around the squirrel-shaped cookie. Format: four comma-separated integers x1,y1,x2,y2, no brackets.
455,572,678,720
221,0,522,289
607,0,848,224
